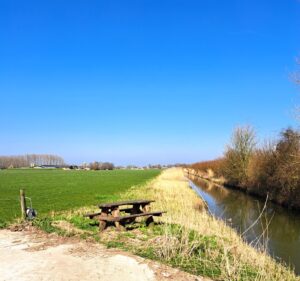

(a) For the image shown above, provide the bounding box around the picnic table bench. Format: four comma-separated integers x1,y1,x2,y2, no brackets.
84,199,165,231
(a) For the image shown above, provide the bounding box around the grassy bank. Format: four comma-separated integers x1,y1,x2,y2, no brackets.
38,168,298,281
0,169,160,225
121,168,298,280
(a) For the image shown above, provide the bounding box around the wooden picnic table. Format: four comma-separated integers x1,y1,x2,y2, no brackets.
84,199,165,231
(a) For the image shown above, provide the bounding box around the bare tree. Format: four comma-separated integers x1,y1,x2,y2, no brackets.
223,126,256,187
0,154,65,169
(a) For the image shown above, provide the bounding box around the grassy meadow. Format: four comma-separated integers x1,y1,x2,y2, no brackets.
0,169,160,225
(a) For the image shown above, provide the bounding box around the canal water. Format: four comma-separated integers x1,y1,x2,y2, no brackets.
189,177,300,275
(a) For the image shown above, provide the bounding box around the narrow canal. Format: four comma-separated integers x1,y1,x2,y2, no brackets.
189,177,300,275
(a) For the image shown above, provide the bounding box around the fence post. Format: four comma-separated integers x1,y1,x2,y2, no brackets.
20,189,26,219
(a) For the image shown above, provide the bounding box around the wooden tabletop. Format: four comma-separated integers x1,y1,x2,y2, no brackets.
99,199,155,208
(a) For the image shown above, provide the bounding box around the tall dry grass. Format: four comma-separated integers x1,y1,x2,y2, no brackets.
123,168,298,281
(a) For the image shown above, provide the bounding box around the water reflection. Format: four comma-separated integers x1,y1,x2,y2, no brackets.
189,176,300,274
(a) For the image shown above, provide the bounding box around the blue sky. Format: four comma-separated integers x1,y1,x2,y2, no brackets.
1,0,300,165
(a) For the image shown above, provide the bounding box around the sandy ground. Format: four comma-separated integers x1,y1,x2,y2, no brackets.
0,228,207,281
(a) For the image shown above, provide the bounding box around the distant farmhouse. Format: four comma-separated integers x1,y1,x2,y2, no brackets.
34,164,68,169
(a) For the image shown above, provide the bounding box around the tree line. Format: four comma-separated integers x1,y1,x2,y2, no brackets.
89,161,115,170
0,154,65,169
191,126,300,209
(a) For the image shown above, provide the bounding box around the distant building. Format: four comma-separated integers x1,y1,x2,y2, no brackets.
37,165,68,169
40,165,59,169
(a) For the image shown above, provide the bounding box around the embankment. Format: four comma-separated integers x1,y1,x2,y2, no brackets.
122,168,298,281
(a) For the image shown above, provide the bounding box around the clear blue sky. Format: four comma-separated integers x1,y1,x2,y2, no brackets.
1,0,300,165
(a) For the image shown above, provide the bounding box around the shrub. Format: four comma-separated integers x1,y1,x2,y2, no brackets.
222,126,256,187
247,142,277,195
89,161,115,170
248,128,300,206
191,158,225,177
271,128,300,205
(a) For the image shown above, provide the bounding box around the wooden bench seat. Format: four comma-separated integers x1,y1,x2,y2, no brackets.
96,211,165,222
84,207,139,219
84,211,102,219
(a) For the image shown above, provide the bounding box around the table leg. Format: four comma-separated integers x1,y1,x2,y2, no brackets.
112,207,125,231
99,210,108,232
142,204,153,226
99,220,107,232
142,203,151,213
131,204,141,214
145,216,154,226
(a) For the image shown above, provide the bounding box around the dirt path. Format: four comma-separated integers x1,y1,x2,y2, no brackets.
0,228,206,281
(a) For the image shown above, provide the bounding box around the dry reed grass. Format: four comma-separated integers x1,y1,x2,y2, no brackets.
122,168,298,281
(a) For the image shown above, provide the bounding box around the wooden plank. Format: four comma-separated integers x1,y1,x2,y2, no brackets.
83,211,102,218
99,199,155,208
119,207,134,213
119,211,166,221
97,211,166,222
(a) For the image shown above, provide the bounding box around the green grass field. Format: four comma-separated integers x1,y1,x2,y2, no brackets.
0,169,160,225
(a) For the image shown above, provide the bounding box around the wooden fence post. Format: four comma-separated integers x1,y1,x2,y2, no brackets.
20,189,26,219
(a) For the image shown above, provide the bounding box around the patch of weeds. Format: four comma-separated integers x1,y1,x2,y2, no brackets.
161,223,184,238
69,215,97,232
137,225,148,235
79,232,92,240
33,217,66,235
93,234,101,242
33,217,69,237
176,256,222,279
188,229,200,242
136,246,157,260
124,223,224,280
51,214,67,221
170,232,222,278
120,222,224,279
201,235,218,249
139,223,163,237
0,219,7,229
106,241,125,249
188,235,220,257
120,232,136,239
240,265,259,280
150,224,165,236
